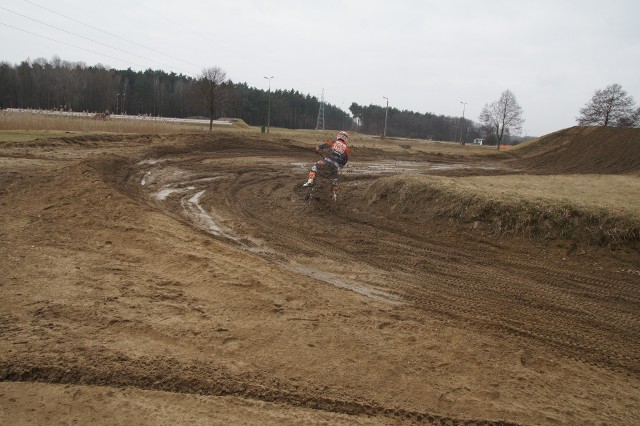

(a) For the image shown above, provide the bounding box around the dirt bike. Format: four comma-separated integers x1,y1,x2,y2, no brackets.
305,151,338,206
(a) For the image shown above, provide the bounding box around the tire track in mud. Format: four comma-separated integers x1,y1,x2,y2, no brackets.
302,191,640,374
143,152,640,378
0,354,516,425
133,159,403,305
353,238,640,375
121,146,639,399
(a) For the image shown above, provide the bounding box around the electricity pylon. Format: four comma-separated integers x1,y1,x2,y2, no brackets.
315,89,325,130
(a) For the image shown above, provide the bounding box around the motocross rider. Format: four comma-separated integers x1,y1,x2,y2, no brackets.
303,131,350,201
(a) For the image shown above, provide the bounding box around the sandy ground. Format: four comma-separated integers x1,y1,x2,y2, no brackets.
1,132,639,425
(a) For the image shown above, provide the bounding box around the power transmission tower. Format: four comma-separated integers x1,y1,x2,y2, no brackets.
315,89,325,130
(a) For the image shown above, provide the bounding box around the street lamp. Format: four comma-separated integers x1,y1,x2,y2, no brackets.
264,76,274,133
459,101,467,145
382,96,389,140
117,92,126,115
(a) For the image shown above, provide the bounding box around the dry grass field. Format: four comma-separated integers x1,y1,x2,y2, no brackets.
1,110,640,425
431,174,640,215
0,109,227,134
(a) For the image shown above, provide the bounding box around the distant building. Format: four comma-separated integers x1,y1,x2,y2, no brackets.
472,138,485,145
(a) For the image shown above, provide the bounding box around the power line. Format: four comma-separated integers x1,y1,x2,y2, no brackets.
126,0,241,66
21,0,203,71
1,5,196,76
128,0,212,43
0,21,148,68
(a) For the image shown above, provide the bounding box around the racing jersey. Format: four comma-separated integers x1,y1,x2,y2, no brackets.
318,139,350,167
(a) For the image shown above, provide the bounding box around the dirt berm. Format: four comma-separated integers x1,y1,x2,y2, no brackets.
509,125,640,174
1,127,639,425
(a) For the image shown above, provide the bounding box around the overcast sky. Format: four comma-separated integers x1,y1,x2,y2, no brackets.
2,0,639,136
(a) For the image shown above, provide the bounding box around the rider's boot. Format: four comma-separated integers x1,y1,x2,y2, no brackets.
303,171,316,187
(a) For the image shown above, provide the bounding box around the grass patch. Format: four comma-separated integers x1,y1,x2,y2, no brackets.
433,174,640,217
362,174,640,246
0,130,84,142
0,110,245,135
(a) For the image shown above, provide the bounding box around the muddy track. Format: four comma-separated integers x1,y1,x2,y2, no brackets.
3,133,640,424
114,140,640,380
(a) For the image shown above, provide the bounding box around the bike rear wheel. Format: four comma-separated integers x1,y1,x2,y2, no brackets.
306,186,315,205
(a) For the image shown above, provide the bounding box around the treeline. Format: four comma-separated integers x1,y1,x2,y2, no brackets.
0,57,349,130
349,103,481,143
1,57,483,142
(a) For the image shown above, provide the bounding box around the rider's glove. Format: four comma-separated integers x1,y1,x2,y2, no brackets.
314,147,320,154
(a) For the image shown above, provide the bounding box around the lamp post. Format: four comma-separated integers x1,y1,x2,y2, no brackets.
459,101,467,145
117,93,125,115
264,76,273,133
382,96,389,140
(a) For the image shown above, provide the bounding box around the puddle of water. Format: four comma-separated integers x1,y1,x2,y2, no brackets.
137,159,167,165
179,189,274,255
182,191,224,236
287,263,402,305
154,186,195,201
143,167,194,188
192,176,225,183
141,171,151,186
341,161,497,175
346,161,430,175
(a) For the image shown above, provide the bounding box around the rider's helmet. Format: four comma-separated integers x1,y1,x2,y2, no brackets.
336,131,349,143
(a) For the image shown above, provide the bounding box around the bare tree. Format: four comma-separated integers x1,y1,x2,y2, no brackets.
576,83,638,127
620,107,640,128
197,67,227,131
479,89,524,151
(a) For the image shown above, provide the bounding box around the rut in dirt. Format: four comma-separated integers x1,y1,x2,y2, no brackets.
113,134,640,379
0,351,518,425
